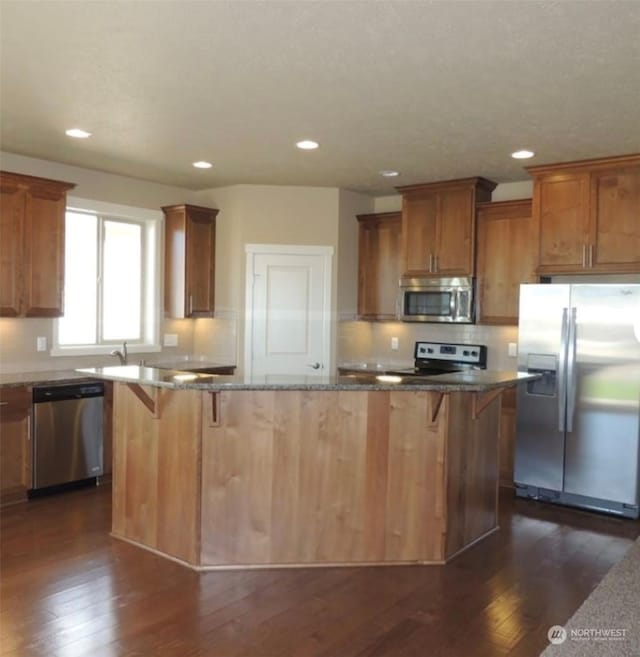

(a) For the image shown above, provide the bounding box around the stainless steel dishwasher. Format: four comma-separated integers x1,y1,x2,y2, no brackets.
32,382,104,490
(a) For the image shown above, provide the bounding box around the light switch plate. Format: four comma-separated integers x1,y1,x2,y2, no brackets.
163,333,178,347
36,336,47,352
508,342,517,357
391,337,399,351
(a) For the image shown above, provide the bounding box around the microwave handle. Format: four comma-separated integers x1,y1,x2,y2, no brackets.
456,289,471,320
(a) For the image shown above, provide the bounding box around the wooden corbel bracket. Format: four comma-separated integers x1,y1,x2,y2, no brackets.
430,392,445,423
472,388,503,420
127,383,165,419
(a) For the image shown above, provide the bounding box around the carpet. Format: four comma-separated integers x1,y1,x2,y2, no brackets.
540,536,640,657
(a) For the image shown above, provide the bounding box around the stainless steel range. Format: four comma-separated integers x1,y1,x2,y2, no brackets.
387,341,487,376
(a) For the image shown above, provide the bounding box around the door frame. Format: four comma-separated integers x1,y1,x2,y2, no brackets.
244,243,334,377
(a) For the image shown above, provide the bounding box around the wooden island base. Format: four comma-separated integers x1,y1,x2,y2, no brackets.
112,384,501,570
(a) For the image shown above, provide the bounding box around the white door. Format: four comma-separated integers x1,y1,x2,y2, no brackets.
245,245,333,376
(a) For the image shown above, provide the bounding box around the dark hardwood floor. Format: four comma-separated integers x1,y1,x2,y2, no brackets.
1,485,638,657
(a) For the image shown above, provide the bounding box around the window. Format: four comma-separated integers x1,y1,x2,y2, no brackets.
53,198,161,355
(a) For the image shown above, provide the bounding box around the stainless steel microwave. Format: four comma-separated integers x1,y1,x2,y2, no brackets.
397,277,474,323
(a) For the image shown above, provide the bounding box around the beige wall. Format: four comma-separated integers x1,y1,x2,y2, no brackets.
0,317,194,374
192,184,344,372
0,152,198,209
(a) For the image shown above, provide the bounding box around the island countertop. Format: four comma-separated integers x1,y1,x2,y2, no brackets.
77,365,536,392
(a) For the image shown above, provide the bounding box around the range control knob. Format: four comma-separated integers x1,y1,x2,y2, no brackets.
463,350,470,356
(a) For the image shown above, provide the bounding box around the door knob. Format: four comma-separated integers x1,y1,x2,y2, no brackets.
307,362,321,370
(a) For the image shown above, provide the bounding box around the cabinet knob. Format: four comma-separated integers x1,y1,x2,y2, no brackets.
307,362,321,370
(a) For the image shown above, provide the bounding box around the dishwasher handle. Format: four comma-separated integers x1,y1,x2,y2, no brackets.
33,383,104,404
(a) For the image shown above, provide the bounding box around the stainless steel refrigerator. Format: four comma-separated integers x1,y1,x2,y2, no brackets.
515,284,640,518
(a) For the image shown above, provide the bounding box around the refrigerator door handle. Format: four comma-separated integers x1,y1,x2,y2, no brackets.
558,307,569,431
566,307,578,432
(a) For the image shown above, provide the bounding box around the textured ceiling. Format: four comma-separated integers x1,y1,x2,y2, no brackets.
1,1,639,195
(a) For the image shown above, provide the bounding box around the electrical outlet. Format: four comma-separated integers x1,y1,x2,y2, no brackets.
36,336,47,352
391,337,399,351
508,342,517,357
163,333,178,347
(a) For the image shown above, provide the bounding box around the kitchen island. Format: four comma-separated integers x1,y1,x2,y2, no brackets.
79,366,534,570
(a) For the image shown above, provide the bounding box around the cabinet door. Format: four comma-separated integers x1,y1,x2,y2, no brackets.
590,166,640,270
185,207,216,317
476,200,535,325
0,182,24,316
0,386,31,506
357,214,402,319
536,173,590,273
435,187,474,276
23,183,66,317
401,193,437,276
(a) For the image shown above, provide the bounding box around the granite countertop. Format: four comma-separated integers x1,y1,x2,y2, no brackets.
0,369,98,388
76,365,538,392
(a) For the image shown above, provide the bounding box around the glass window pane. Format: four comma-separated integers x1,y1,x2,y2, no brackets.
58,212,98,345
102,220,142,341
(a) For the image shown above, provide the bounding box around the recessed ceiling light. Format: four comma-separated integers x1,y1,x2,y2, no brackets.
192,161,213,169
65,128,91,139
379,170,400,177
511,150,535,160
296,140,319,150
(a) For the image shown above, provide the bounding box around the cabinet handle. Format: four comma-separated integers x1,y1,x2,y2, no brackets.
434,255,439,273
0,401,8,406
428,254,434,273
189,295,193,315
589,244,594,268
582,244,587,268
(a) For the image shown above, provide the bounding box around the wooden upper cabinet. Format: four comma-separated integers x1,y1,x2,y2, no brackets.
590,165,640,269
357,212,402,320
398,177,496,278
476,199,536,325
528,154,640,275
0,171,75,318
0,180,24,316
163,204,218,318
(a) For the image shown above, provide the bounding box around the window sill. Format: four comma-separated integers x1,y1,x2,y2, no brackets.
50,344,162,358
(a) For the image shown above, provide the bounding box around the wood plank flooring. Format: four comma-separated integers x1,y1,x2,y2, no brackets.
1,485,638,657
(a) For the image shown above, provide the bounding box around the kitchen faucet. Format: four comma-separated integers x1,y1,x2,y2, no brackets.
110,341,128,366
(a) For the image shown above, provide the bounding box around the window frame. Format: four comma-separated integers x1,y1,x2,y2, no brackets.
51,197,163,357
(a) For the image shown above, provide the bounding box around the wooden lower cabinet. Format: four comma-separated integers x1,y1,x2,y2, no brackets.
499,387,517,488
111,383,503,569
0,386,31,505
476,199,536,325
